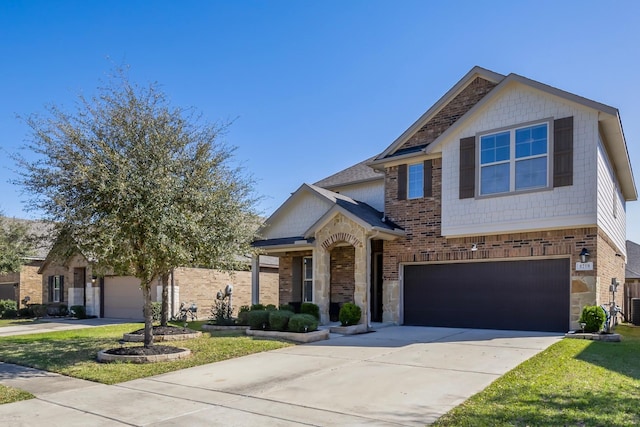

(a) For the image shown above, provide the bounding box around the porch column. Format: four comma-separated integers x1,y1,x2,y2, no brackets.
251,255,260,305
314,247,330,324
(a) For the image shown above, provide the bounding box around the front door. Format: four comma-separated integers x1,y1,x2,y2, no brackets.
370,252,383,322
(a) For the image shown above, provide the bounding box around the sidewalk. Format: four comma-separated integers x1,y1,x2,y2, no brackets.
0,326,561,426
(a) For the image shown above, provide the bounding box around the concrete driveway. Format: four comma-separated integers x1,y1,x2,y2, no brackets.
0,326,561,426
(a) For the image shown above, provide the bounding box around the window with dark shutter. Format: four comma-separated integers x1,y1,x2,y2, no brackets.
553,116,573,188
59,276,64,303
397,164,407,200
48,276,53,303
459,136,476,199
424,159,433,197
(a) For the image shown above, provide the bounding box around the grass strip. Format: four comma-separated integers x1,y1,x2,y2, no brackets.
0,321,292,385
433,325,640,426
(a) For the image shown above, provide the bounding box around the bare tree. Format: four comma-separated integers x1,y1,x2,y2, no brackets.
16,70,259,347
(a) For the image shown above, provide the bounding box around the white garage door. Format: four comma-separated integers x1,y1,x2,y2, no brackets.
103,276,144,320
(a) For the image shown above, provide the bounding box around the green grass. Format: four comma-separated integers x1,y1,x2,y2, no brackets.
433,325,640,426
0,321,292,385
0,384,34,404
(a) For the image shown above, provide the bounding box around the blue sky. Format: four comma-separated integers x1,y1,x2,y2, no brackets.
1,0,639,243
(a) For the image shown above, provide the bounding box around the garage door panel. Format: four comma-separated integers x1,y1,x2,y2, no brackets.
103,276,144,319
404,259,569,332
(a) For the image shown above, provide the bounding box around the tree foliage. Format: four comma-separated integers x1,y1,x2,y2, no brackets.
17,70,259,346
0,216,34,275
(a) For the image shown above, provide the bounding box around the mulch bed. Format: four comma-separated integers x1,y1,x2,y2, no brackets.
129,325,197,336
104,345,185,356
103,326,197,356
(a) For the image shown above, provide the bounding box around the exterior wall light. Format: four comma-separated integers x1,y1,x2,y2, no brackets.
579,248,590,263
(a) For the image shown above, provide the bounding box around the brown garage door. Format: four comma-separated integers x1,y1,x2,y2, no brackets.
103,276,144,319
403,258,570,332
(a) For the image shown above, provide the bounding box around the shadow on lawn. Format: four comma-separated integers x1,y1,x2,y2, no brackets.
435,388,640,427
574,336,640,380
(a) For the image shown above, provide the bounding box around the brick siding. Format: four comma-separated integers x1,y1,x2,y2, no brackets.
173,266,278,317
398,77,497,151
330,246,355,304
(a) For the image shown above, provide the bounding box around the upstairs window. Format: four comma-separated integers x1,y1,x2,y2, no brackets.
407,163,424,199
479,122,549,196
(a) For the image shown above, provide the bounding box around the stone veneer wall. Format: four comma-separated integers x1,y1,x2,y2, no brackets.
315,214,368,324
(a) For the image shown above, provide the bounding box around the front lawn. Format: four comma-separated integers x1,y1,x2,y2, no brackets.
0,384,33,404
0,321,292,385
433,325,640,426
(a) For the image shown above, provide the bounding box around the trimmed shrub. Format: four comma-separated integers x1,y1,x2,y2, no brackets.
0,299,17,316
18,307,31,318
265,304,277,311
250,303,265,311
31,304,47,318
1,309,18,319
300,302,320,320
46,304,69,317
339,303,362,326
288,313,318,333
579,305,606,333
248,309,270,330
279,304,294,312
237,305,251,326
70,305,87,319
269,310,294,331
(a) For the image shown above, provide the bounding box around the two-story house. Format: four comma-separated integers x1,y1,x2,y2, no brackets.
252,66,637,332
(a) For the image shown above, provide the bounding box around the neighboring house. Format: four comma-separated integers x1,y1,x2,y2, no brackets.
38,249,279,320
626,240,640,286
0,218,51,306
625,240,640,321
253,66,637,332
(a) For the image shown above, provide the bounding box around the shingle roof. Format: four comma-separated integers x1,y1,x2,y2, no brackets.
307,184,400,232
314,156,383,189
2,217,53,260
626,240,640,279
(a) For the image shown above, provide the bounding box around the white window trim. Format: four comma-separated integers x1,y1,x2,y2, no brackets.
52,276,62,303
302,256,313,302
407,162,424,199
477,118,553,197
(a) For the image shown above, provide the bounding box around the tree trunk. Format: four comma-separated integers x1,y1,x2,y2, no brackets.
141,282,154,348
160,272,169,326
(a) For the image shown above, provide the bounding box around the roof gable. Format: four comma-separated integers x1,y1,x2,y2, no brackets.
314,156,383,189
375,66,504,160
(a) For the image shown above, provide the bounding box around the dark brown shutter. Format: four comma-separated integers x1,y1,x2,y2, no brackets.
397,164,407,200
423,160,433,197
48,276,53,303
459,136,476,199
292,257,302,302
553,116,573,188
59,276,64,302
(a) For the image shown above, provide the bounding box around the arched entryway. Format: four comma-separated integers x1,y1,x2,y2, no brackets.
329,245,355,321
